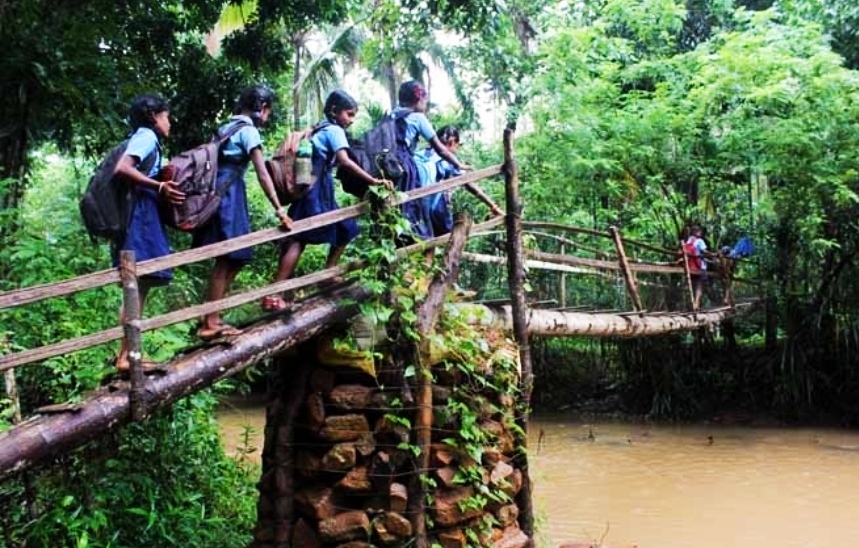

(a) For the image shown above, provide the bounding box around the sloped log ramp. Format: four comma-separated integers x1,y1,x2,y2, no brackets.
0,291,756,480
464,301,757,338
0,284,370,481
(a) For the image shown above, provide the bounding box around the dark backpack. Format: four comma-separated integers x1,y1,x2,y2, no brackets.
160,121,249,232
337,110,410,198
683,239,703,272
79,140,158,244
265,122,330,204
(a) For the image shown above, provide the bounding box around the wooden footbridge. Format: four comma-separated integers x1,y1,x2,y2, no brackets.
0,131,756,545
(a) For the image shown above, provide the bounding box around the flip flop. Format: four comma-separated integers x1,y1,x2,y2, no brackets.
197,323,243,341
114,358,168,375
261,295,292,312
317,276,346,289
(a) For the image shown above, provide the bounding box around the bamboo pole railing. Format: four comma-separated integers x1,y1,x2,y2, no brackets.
0,167,504,373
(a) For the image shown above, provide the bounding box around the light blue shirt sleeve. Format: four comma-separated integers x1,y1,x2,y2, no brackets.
124,128,161,178
694,237,708,269
310,123,349,161
220,115,262,162
402,111,436,151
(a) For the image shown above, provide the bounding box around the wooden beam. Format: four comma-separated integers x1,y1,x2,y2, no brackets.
0,166,503,311
503,128,535,540
413,216,473,548
461,301,757,337
0,284,371,480
610,226,643,311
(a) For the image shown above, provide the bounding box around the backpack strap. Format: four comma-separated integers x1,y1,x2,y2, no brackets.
214,120,252,144
212,121,253,196
312,120,332,135
391,108,415,152
138,141,161,176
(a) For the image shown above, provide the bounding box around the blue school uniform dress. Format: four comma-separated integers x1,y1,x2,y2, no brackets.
287,121,359,246
393,108,437,241
416,148,461,236
113,127,172,283
191,115,258,264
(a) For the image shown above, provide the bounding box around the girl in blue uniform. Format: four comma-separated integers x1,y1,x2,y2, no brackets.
193,85,292,338
392,81,471,252
262,90,389,311
416,125,463,236
112,94,185,371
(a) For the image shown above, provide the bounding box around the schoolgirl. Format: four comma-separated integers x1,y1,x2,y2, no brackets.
112,93,185,371
391,81,471,249
263,89,389,311
193,85,292,339
416,125,463,236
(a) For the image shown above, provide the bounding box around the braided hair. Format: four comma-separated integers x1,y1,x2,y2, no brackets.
234,84,276,124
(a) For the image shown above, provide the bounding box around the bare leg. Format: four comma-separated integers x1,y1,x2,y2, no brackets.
201,257,242,330
276,240,306,282
325,244,346,269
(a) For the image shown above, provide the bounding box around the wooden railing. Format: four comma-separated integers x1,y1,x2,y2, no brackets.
0,166,504,420
0,155,755,422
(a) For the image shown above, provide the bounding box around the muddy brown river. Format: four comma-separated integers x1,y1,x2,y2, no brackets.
217,397,859,547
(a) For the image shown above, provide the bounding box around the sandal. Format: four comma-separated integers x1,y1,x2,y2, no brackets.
197,323,243,341
317,276,346,289
115,358,167,374
261,295,292,312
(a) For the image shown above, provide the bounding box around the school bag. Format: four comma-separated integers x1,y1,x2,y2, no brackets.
729,235,755,258
682,238,703,272
337,110,410,198
79,141,159,244
160,121,250,232
265,122,330,204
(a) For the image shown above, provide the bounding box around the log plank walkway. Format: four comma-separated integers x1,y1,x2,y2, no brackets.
0,145,758,480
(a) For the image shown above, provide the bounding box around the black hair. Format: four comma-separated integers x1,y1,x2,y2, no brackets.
234,85,276,123
436,125,460,145
323,90,358,121
128,94,169,130
398,80,427,107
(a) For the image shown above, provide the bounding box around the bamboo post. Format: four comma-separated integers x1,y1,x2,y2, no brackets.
3,370,21,425
609,226,643,312
119,251,145,421
412,216,473,548
503,127,535,543
720,254,735,307
3,367,38,520
559,244,567,309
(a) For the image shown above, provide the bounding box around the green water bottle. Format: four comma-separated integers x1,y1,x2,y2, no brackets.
294,141,314,188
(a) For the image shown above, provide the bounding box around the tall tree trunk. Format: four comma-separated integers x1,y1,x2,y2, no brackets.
0,93,31,268
384,59,397,111
292,36,303,130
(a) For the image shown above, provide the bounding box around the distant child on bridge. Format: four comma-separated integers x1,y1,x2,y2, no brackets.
683,225,709,310
415,125,464,237
392,81,472,257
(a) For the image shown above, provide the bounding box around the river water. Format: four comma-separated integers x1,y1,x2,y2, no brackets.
217,397,859,547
